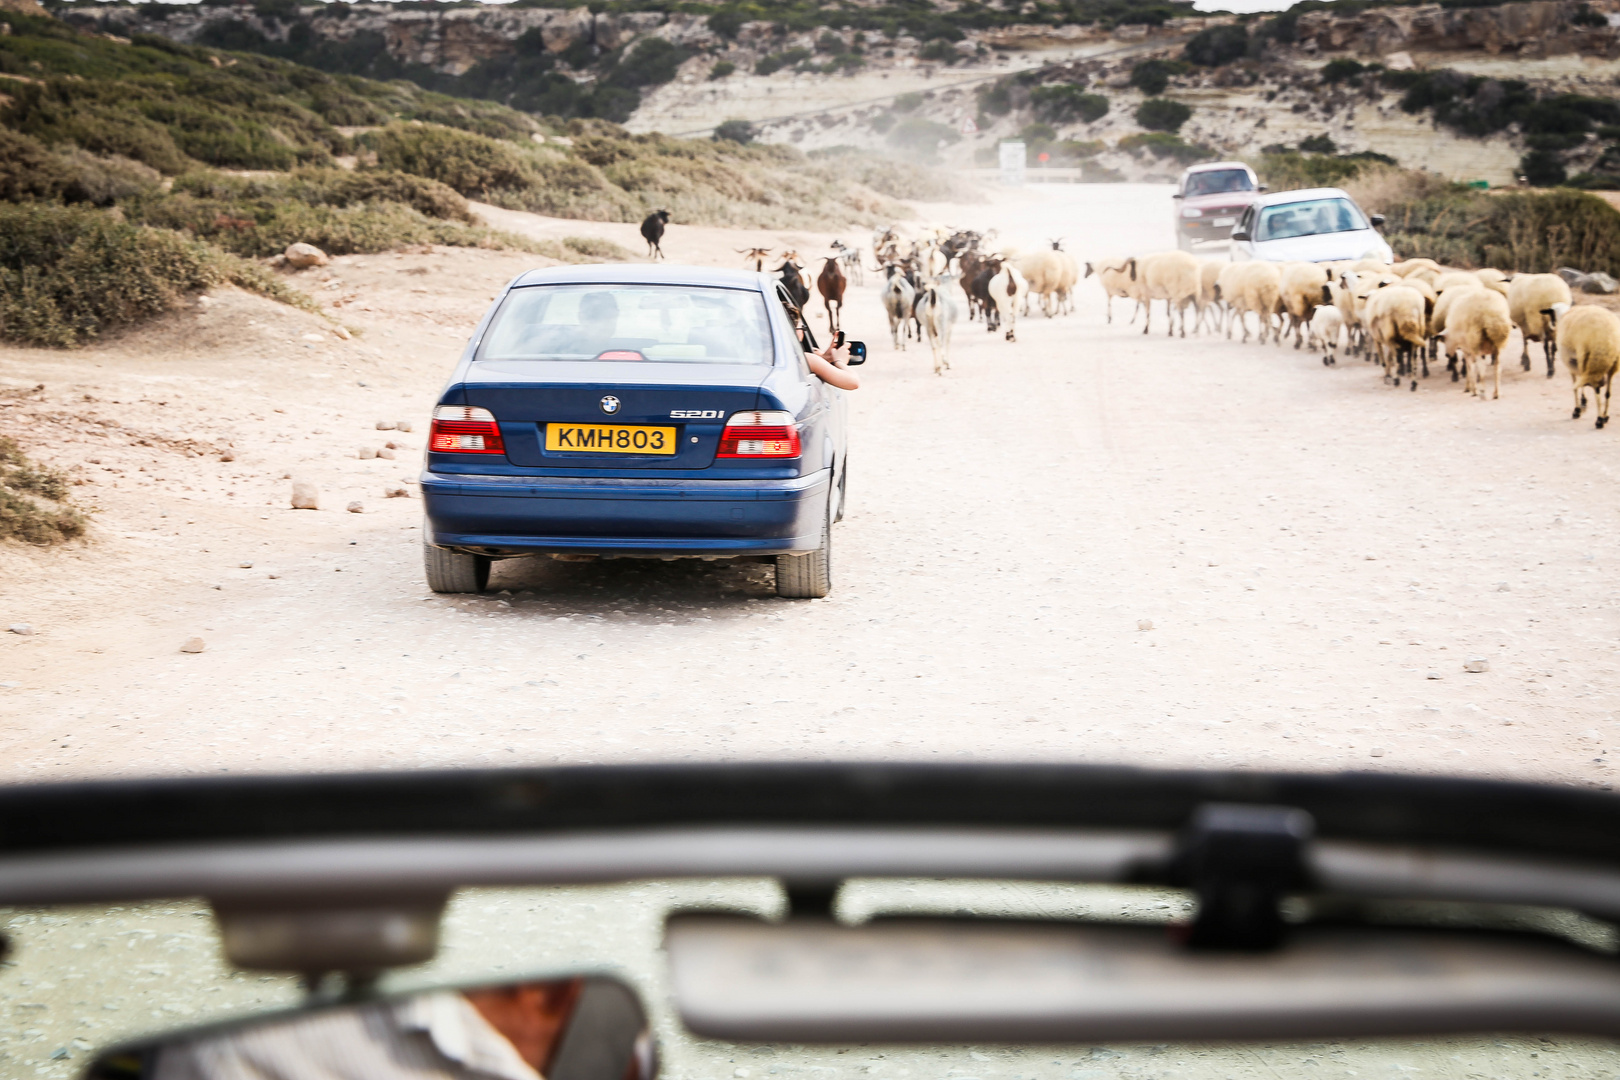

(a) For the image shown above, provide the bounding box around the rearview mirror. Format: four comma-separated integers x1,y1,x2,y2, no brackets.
1172,192,1184,199
87,976,656,1080
847,340,866,365
1230,230,1250,242
1370,214,1386,228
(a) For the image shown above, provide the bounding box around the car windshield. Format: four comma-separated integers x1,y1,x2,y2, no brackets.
479,284,773,364
1255,197,1368,241
1184,169,1252,196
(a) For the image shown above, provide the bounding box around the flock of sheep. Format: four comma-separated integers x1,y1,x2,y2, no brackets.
1087,251,1620,427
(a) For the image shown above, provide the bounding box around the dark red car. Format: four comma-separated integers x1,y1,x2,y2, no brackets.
1174,161,1265,250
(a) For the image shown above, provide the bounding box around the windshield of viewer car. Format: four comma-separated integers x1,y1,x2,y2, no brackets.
1184,169,1252,196
1255,198,1368,242
479,284,773,364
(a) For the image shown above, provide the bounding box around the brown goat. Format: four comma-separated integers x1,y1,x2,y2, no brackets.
817,256,847,336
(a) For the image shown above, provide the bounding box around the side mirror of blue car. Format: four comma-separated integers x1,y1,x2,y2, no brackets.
847,341,866,366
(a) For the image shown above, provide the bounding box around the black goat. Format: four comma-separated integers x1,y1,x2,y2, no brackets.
640,209,670,260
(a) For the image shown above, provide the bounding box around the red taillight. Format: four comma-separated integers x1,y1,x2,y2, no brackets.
717,410,801,458
430,405,506,455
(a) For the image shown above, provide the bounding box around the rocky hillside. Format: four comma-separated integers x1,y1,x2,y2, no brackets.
50,0,1620,187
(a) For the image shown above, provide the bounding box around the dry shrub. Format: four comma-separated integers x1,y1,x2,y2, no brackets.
1379,186,1620,274
1340,164,1456,215
0,436,84,545
0,203,314,347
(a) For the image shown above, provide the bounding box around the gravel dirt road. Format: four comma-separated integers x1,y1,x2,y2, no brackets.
3,183,1620,1080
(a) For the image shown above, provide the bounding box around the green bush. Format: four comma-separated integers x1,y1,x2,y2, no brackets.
709,61,736,80
1135,98,1192,133
0,202,310,347
1184,24,1249,67
1258,150,1370,190
918,38,959,64
713,120,755,144
0,436,84,545
1379,188,1620,273
0,128,161,206
362,123,533,197
1298,134,1337,154
885,117,959,160
977,81,1013,117
892,92,925,113
1030,84,1108,124
707,8,746,39
1320,58,1365,83
1520,149,1568,186
755,48,811,76
1117,132,1215,164
1129,60,1173,95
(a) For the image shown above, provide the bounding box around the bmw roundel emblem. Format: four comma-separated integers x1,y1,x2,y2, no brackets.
599,395,621,415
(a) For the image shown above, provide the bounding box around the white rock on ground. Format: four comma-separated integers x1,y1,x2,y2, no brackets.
8,624,34,636
384,484,409,498
290,480,319,510
179,636,206,654
358,447,377,459
347,501,364,514
284,242,329,269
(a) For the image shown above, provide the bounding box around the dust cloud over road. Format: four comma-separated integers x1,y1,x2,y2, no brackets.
3,184,1620,784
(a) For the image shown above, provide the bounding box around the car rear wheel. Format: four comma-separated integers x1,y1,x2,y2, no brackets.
423,540,490,593
775,503,831,599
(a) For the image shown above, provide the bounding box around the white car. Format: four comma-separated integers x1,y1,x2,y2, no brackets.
1228,187,1393,264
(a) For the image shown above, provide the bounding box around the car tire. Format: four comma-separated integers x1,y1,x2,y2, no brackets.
424,540,490,593
775,504,831,599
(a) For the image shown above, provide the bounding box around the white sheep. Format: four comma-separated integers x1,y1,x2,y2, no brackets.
1085,258,1140,325
1017,246,1068,317
1216,261,1283,344
1393,258,1442,278
1280,262,1330,349
1444,288,1513,400
1053,248,1080,315
1476,267,1513,296
1308,305,1345,366
1428,279,1484,382
1363,283,1428,389
1557,303,1620,427
1507,273,1574,377
1138,250,1201,337
1432,271,1480,293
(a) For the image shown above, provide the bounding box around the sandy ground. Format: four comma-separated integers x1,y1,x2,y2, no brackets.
4,183,1620,1079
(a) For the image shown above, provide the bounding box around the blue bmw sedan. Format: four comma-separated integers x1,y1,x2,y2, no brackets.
421,265,852,599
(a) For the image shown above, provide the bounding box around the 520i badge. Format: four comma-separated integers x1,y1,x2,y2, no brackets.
670,410,724,419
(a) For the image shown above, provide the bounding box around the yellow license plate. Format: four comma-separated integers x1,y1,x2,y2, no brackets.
546,423,678,455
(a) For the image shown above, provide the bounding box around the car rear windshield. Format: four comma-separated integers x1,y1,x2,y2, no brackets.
1256,198,1368,242
1185,169,1252,196
479,284,773,365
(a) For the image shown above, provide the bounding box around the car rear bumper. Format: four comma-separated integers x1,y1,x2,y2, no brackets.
1178,220,1235,242
421,469,831,557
